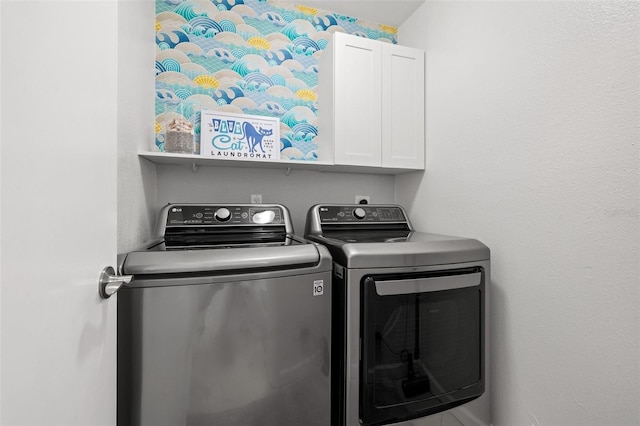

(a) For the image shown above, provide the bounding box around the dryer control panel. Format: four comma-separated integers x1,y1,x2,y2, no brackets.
305,204,413,237
317,205,407,223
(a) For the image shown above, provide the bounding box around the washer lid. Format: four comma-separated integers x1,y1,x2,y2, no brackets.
121,240,327,275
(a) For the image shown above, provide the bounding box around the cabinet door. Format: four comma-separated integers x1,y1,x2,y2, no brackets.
381,43,425,169
333,33,383,166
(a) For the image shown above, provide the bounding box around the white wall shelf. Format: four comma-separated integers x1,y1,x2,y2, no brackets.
139,152,423,175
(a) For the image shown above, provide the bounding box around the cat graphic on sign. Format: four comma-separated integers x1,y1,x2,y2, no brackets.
240,122,273,154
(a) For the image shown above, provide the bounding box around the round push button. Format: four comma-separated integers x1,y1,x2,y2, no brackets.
214,208,231,222
353,207,366,220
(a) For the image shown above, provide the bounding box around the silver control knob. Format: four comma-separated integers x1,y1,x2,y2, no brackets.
214,207,231,222
353,207,366,220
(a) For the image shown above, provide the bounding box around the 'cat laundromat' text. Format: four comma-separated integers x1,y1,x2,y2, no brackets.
209,151,273,159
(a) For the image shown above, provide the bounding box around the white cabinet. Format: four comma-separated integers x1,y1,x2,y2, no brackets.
317,32,425,170
381,42,425,169
318,34,383,166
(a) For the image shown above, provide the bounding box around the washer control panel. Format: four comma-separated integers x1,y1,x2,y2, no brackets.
318,205,406,223
166,205,284,227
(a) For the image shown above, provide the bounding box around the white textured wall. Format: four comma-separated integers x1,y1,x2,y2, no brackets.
398,2,639,425
154,165,396,235
0,2,3,421
117,0,157,253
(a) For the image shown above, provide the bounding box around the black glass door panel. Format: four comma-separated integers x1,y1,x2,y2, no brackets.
360,268,485,426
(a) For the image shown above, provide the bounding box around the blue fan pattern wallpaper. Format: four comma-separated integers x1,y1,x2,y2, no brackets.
155,0,397,161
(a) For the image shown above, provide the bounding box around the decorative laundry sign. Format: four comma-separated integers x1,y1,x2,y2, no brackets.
200,110,280,160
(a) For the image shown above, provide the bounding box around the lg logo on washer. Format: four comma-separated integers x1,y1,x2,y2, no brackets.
313,280,324,296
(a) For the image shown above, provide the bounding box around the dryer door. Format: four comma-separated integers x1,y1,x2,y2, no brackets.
360,267,486,426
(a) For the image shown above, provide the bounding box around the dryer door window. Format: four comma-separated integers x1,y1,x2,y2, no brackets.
360,268,485,426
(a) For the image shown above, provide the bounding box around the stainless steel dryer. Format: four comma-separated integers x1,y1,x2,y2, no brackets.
305,204,490,426
117,203,332,426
